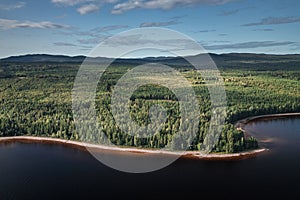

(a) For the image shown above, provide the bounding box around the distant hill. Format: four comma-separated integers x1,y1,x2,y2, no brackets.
1,53,300,70
212,53,300,63
210,53,300,70
0,54,87,63
0,54,173,64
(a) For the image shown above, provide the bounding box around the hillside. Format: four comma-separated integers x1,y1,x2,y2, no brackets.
1,53,300,70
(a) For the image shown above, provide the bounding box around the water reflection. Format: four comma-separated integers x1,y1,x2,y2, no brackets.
0,117,299,199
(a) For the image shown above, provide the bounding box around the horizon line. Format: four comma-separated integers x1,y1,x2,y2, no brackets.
1,52,300,60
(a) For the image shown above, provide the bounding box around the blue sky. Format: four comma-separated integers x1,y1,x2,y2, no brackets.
0,0,300,58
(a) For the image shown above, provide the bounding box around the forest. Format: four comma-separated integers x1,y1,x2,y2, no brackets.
0,56,299,153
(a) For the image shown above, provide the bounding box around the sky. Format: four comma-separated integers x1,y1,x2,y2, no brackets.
0,0,300,58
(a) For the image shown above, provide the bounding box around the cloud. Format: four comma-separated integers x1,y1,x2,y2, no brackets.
140,20,179,27
203,41,295,50
101,34,145,46
219,9,239,16
242,16,300,26
170,15,188,20
53,42,77,47
77,37,106,44
101,34,199,50
92,25,129,32
51,0,94,6
55,24,128,45
112,0,238,14
0,2,26,10
289,44,300,51
74,25,128,44
0,18,71,30
77,4,100,14
75,25,128,44
253,28,274,31
52,0,119,14
112,0,140,14
208,40,230,43
53,41,92,49
199,40,230,47
194,29,216,33
52,0,237,15
52,0,119,5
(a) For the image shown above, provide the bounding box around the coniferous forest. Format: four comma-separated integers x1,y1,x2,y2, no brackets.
0,55,299,153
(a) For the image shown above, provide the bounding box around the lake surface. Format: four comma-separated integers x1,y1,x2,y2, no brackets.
0,117,299,199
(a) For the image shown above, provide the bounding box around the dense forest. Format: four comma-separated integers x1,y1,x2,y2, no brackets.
0,56,299,153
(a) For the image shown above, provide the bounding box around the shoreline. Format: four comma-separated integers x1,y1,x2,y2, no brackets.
0,135,266,160
1,112,298,160
235,112,300,132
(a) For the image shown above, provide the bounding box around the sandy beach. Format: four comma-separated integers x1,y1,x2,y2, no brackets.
1,113,299,160
0,135,267,160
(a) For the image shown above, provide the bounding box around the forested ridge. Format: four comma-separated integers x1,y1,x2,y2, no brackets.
0,60,299,153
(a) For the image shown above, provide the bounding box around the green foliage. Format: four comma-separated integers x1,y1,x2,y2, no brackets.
0,62,299,153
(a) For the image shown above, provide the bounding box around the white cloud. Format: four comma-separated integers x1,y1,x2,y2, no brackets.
77,4,100,14
53,42,77,47
140,20,179,27
0,18,71,30
51,0,93,6
52,0,119,6
77,37,107,44
101,34,199,50
53,41,92,49
52,0,237,15
203,41,295,50
242,16,300,26
112,0,237,14
92,25,129,32
112,0,141,14
0,2,26,11
52,0,119,14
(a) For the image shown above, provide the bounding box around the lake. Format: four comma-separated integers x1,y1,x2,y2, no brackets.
0,117,299,199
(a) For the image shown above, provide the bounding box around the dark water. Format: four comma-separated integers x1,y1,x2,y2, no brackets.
0,117,299,200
